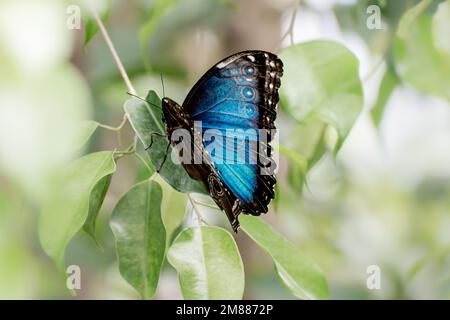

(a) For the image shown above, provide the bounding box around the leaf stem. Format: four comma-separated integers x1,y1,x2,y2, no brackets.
96,114,128,131
114,139,136,158
188,196,209,226
281,1,300,47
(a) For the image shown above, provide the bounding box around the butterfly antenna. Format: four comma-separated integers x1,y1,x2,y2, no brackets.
160,73,166,98
126,92,162,110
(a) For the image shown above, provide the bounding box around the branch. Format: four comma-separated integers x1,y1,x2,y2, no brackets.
91,7,137,95
281,0,300,46
188,195,209,225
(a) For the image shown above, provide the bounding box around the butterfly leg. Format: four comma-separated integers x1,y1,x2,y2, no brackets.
145,132,166,150
156,142,171,173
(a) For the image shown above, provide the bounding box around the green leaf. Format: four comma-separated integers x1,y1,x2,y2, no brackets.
397,0,434,39
394,0,450,100
290,120,328,169
239,215,328,300
280,41,363,154
167,226,245,299
39,151,116,275
110,179,166,299
83,173,112,245
155,175,188,245
124,90,206,194
432,0,450,55
278,143,308,191
272,183,280,213
75,120,98,150
83,1,111,48
84,20,99,48
371,68,400,127
279,120,328,192
408,243,450,280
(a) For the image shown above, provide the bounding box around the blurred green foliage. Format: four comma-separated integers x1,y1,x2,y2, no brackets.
0,0,449,299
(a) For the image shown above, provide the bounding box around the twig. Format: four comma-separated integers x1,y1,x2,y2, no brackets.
96,114,128,146
281,1,300,46
91,7,137,95
96,114,128,131
188,195,208,225
113,141,136,158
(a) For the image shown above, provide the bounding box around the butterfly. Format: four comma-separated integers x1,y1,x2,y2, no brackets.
160,50,283,232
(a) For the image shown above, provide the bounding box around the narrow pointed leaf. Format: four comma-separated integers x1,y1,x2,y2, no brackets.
167,226,245,300
75,120,98,150
239,215,328,300
39,151,116,274
110,179,166,299
83,0,112,48
278,143,308,191
124,90,206,194
371,68,399,127
83,173,112,244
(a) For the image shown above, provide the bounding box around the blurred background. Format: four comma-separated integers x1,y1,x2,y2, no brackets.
0,0,449,299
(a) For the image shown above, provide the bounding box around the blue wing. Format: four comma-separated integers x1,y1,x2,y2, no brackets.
182,51,283,215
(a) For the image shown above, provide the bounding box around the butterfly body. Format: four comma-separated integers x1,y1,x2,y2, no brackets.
161,50,283,232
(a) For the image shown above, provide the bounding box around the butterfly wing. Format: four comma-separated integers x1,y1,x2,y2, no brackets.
162,96,242,231
182,50,283,217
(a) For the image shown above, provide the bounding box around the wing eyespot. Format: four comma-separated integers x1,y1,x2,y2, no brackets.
243,65,255,76
208,174,225,197
242,87,255,100
244,104,255,116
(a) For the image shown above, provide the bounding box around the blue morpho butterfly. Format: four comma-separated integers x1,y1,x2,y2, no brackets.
147,51,283,232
